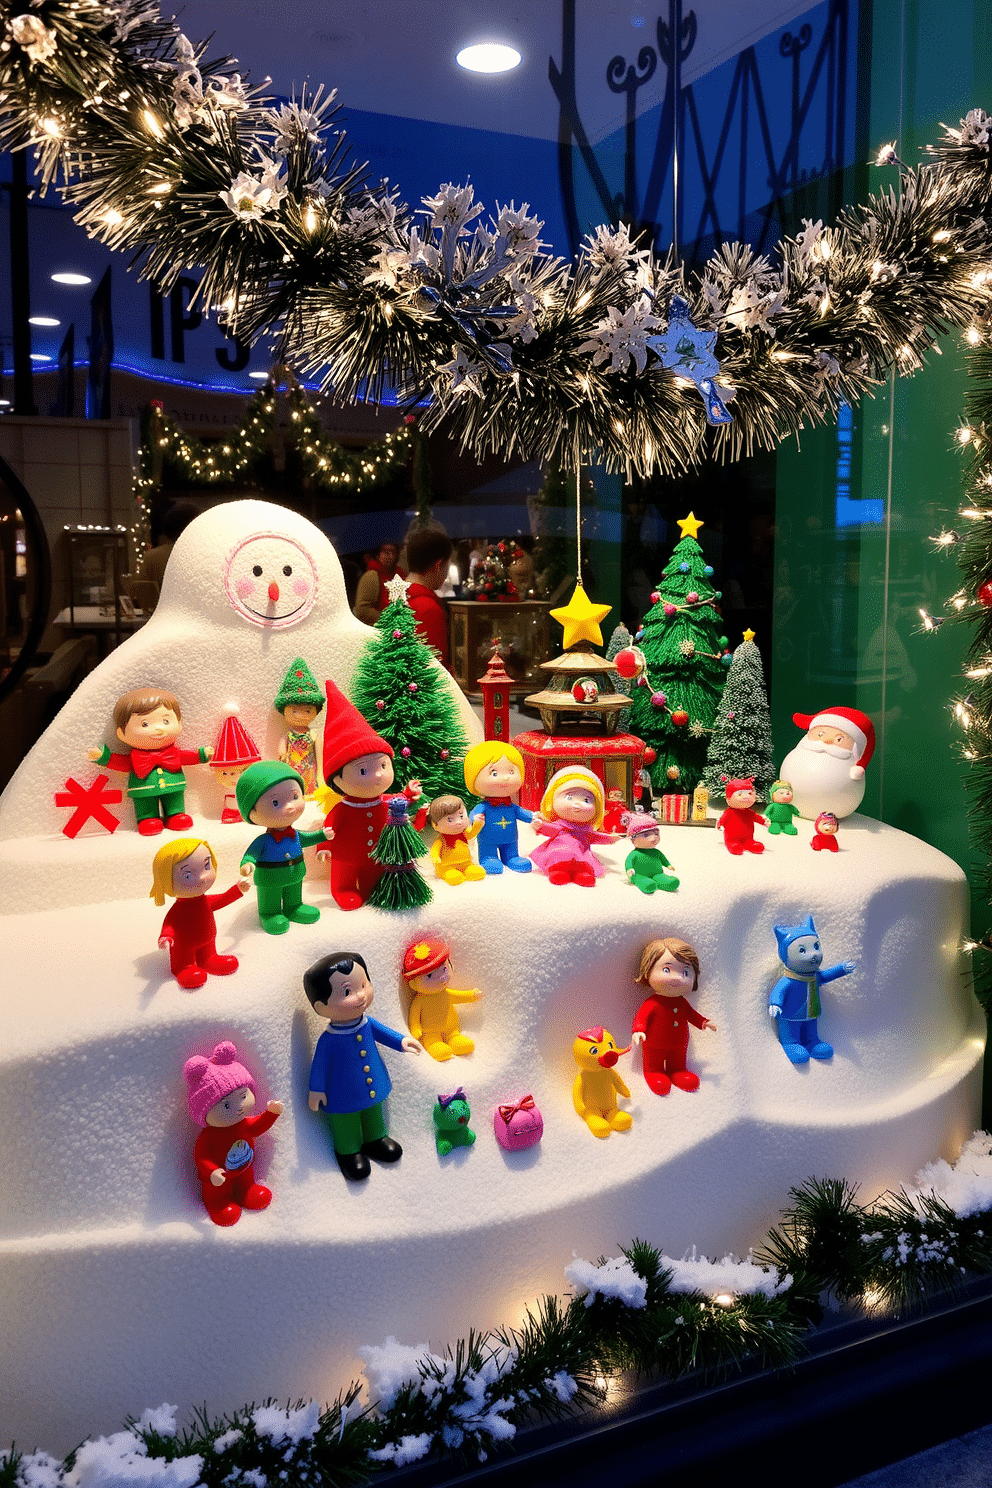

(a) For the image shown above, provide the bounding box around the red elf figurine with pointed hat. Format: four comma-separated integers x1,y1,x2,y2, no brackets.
209,703,261,823
318,679,428,910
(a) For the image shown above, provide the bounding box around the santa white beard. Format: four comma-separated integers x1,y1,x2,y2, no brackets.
778,736,866,820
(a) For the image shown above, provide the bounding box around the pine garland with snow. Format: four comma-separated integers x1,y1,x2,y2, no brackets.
2,1,992,478
6,1135,992,1484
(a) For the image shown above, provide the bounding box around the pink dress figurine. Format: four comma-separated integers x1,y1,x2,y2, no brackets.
717,775,767,855
529,765,619,887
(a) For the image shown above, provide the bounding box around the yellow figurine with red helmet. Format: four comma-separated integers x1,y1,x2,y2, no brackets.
402,936,483,1062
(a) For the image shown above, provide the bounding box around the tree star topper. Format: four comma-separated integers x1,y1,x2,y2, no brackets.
677,511,704,540
551,582,612,650
742,627,756,643
385,573,411,605
647,297,735,426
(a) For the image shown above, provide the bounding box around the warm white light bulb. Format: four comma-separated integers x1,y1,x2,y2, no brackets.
456,42,521,73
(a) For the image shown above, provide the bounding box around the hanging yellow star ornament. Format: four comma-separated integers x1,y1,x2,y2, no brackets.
550,582,612,650
677,511,704,540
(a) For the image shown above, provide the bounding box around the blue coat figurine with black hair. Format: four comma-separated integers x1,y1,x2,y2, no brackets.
769,914,856,1064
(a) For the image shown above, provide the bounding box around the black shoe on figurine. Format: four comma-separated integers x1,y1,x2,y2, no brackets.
337,1150,371,1181
362,1137,403,1164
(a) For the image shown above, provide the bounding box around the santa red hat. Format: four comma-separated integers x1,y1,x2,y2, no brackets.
210,703,261,769
322,678,393,784
792,706,875,768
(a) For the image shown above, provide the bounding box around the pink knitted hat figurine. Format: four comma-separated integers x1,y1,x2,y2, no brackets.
626,812,658,839
184,1041,256,1126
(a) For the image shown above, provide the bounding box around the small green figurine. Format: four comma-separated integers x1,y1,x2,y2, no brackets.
236,761,331,934
433,1088,476,1156
273,657,324,797
766,780,801,836
624,814,680,894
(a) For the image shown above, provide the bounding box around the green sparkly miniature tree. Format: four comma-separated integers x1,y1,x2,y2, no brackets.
368,796,432,910
703,632,776,800
605,622,634,730
626,515,729,793
350,591,470,801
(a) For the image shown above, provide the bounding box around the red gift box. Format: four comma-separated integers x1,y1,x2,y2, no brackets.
659,793,690,823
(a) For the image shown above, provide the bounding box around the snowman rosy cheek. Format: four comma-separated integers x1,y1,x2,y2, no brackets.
235,577,255,598
293,578,310,598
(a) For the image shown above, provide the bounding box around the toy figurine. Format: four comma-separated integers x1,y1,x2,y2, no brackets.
150,837,250,988
209,703,261,823
303,950,422,1181
779,705,876,820
433,1088,476,1155
624,813,679,894
428,795,486,885
717,775,766,855
183,1040,282,1227
464,740,533,874
317,679,427,910
87,688,213,836
765,779,800,836
402,935,483,1061
632,938,716,1094
529,765,619,886
236,761,331,934
572,1027,633,1138
274,657,324,797
691,784,709,822
812,811,840,851
493,1093,544,1151
769,914,856,1063
602,787,629,834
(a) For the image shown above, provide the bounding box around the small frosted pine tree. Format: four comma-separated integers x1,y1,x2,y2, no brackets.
703,633,776,799
605,622,634,730
350,592,469,801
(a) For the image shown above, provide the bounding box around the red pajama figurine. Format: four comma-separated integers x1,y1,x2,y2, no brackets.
183,1041,282,1227
717,775,766,855
632,937,717,1094
150,838,250,989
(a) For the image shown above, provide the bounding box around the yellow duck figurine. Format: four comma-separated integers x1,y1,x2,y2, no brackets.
572,1026,633,1138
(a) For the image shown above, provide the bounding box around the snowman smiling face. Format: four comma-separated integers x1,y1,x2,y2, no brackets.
224,533,318,628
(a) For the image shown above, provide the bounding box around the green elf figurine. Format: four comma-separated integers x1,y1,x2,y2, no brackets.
624,813,680,894
87,687,212,836
273,657,324,797
237,761,332,934
766,779,801,836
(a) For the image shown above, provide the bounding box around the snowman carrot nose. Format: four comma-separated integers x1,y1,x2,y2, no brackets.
268,581,280,602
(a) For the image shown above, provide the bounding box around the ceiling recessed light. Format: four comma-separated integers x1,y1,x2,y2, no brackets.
30,354,52,362
456,42,521,73
29,315,61,327
248,371,269,381
51,271,92,286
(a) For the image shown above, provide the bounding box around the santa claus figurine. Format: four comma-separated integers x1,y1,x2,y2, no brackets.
778,706,876,820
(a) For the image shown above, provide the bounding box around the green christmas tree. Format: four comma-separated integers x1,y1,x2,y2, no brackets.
368,796,432,910
605,622,634,730
350,591,470,801
703,632,776,800
626,515,729,793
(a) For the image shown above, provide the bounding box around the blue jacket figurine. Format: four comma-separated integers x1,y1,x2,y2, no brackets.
769,914,855,1064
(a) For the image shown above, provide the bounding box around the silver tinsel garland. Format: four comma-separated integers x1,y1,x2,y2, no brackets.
2,0,991,475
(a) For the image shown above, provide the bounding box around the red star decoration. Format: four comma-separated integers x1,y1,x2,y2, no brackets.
55,774,123,838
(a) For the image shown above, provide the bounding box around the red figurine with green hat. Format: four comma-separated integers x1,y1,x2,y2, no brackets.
274,657,324,797
237,760,332,933
317,679,427,911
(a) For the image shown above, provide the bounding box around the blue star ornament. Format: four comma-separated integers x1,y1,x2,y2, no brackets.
647,295,734,426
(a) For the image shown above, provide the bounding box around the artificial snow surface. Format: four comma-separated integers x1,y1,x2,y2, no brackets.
911,1130,992,1217
0,500,984,1454
565,1254,649,1308
660,1251,791,1297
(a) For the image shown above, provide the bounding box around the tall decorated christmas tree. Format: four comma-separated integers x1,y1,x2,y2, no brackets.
350,585,470,801
627,513,730,792
703,631,776,799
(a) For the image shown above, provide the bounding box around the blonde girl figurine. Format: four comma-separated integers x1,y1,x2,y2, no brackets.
150,838,250,989
529,765,619,886
464,741,533,874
